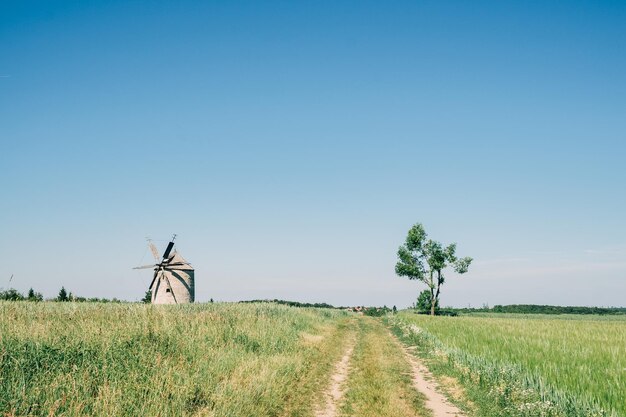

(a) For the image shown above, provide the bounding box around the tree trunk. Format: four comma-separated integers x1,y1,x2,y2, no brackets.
430,295,436,315
431,270,442,316
429,271,436,316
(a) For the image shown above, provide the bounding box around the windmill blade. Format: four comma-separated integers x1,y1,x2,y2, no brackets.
162,262,186,268
162,241,175,260
148,242,160,262
133,264,157,270
148,268,161,292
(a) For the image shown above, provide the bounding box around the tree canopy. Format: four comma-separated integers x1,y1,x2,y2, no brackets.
395,223,472,315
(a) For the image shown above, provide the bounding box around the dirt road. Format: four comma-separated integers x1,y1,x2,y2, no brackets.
314,316,466,417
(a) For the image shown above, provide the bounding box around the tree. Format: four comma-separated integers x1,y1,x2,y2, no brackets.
141,290,152,304
0,288,25,301
56,286,68,302
395,223,472,316
27,288,43,302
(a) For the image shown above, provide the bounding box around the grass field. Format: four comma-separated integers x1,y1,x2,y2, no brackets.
3,301,625,417
1,302,440,417
391,312,626,417
0,302,352,416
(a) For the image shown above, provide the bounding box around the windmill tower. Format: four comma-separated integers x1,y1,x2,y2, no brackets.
134,236,195,304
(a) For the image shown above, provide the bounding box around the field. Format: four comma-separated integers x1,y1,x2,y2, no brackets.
391,312,626,417
0,302,352,416
2,302,625,417
0,302,435,417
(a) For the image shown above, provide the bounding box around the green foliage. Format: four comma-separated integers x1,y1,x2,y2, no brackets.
450,304,626,315
1,286,129,304
240,299,338,309
491,304,625,315
27,288,43,302
0,288,25,301
415,289,438,313
56,286,68,302
395,223,472,315
141,290,152,303
362,306,391,317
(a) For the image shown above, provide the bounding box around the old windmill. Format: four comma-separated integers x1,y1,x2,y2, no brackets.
134,235,195,304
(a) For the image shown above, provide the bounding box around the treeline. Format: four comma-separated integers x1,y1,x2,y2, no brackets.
239,299,399,316
361,306,397,317
239,299,337,309
0,288,43,302
414,309,458,316
452,304,626,315
0,287,123,303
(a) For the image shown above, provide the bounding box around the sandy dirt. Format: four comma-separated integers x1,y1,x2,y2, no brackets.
392,334,467,417
315,336,356,417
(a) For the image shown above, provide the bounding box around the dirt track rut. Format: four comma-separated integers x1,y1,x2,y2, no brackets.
314,317,466,417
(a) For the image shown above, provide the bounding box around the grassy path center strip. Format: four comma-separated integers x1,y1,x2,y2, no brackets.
338,316,431,417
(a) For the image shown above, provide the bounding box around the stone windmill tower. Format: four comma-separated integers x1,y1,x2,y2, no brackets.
134,236,195,304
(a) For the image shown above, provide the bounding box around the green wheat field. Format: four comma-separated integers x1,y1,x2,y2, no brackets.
391,312,626,417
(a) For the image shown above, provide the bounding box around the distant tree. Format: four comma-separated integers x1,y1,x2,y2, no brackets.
27,288,43,302
210,298,214,303
395,223,472,316
392,305,397,314
363,306,391,317
0,288,25,301
56,286,69,302
141,290,152,303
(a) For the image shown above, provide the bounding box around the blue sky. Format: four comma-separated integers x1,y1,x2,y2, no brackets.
1,0,625,307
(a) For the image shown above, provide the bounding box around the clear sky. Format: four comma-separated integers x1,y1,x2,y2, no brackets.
1,0,625,307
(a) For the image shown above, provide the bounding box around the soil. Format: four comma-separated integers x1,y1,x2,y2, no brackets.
314,336,356,417
392,333,467,417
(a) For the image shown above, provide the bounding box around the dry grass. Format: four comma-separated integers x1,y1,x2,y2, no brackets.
0,301,350,417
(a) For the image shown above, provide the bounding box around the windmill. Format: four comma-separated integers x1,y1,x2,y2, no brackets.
134,235,195,304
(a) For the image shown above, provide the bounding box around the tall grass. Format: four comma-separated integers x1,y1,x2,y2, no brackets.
0,301,348,417
392,312,626,417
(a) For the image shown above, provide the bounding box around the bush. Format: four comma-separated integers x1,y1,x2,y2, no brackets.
414,289,438,313
0,288,25,301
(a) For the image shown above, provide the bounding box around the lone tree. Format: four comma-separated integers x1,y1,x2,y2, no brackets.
27,288,43,302
395,223,472,315
56,286,69,302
